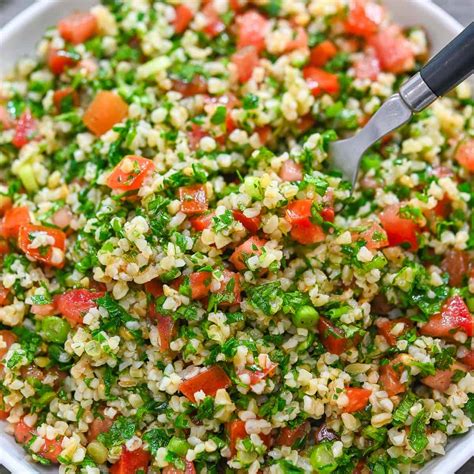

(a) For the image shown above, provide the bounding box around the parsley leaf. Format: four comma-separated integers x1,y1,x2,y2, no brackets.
408,410,428,453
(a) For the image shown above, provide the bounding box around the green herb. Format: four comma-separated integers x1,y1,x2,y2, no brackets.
211,105,227,125
143,429,170,455
195,396,215,420
243,94,259,110
97,416,137,448
464,393,474,421
248,281,282,315
392,392,417,425
408,410,428,453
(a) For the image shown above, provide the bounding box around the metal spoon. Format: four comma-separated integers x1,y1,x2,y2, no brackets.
330,22,474,187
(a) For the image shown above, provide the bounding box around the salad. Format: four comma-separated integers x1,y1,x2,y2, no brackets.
0,0,473,473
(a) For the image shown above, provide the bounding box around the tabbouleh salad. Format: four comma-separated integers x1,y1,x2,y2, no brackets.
0,0,473,473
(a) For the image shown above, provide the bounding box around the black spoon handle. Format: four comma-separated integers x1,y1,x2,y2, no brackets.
420,22,474,97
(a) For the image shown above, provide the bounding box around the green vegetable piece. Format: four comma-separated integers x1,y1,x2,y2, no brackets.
18,164,38,193
243,176,264,200
392,392,417,425
408,410,429,453
41,316,71,343
87,440,108,464
211,105,227,125
310,442,337,473
167,436,190,457
292,305,319,328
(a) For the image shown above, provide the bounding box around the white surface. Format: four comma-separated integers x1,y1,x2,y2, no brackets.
0,0,473,472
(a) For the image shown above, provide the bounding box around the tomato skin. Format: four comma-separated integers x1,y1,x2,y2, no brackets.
379,203,419,251
173,4,193,34
285,199,326,245
303,67,340,96
163,461,196,474
236,10,269,53
276,421,310,447
358,222,389,250
379,362,406,397
47,48,78,75
285,27,308,52
202,3,225,38
232,210,261,234
88,415,114,442
0,330,17,359
18,224,66,268
441,250,471,287
172,76,207,97
0,286,9,306
368,25,415,73
40,438,63,463
190,272,212,300
310,40,337,67
460,350,474,370
421,369,454,393
83,91,129,136
455,139,474,172
55,289,104,325
420,295,473,338
343,387,372,413
144,279,164,298
376,318,412,346
58,12,97,44
344,0,384,37
189,212,214,231
12,110,36,148
106,155,155,192
232,46,259,83
279,160,303,182
230,236,266,271
14,418,34,443
53,87,79,112
179,184,208,215
212,270,241,306
179,366,231,402
110,447,151,474
0,206,31,239
227,419,271,456
318,317,352,355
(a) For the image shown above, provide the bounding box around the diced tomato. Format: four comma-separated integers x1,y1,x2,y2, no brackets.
0,286,9,306
238,360,277,385
276,421,310,447
343,387,372,413
0,238,9,255
354,52,380,80
421,369,454,393
230,236,266,271
144,279,164,298
379,203,419,251
235,10,269,53
55,289,104,325
318,317,353,355
190,272,212,300
52,207,73,229
379,359,406,397
190,212,214,231
212,270,241,306
285,199,326,245
0,393,10,419
320,189,335,223
53,87,79,112
88,416,114,442
455,139,474,172
83,91,129,136
420,295,473,338
179,365,231,402
368,25,415,74
58,12,97,44
227,419,271,456
376,318,412,346
232,210,261,234
285,27,308,52
441,249,471,287
12,110,36,148
279,159,303,182
303,67,340,96
40,437,63,463
256,126,271,145
0,330,17,359
202,2,225,38
162,461,196,474
156,315,174,352
0,106,14,130
18,224,66,268
460,350,474,370
172,76,207,97
47,48,78,75
187,123,208,150
106,155,155,192
428,194,452,220
179,184,208,215
31,303,57,316
173,4,193,34
344,0,384,37
110,447,151,474
290,222,325,245
232,46,259,83
310,40,337,67
0,206,30,239
296,114,315,133
14,418,34,444
359,222,389,250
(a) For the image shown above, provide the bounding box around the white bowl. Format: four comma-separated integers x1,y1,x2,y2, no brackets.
0,0,472,472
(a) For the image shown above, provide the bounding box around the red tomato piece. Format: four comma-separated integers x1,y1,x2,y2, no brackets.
0,206,30,239
256,126,271,145
460,350,474,370
14,418,34,443
296,114,315,133
441,249,471,287
344,0,384,37
0,330,17,359
232,210,261,234
455,139,474,172
174,4,193,34
368,25,415,74
285,27,308,52
190,271,212,300
110,447,151,474
172,76,207,97
0,106,14,130
320,189,335,223
31,303,57,316
55,289,104,325
187,123,208,150
354,52,381,80
179,366,231,402
179,184,208,215
379,203,419,251
279,159,303,182
58,12,97,44
232,46,260,83
285,199,326,245
83,91,129,136
106,155,155,192
421,369,454,393
238,361,277,385
212,270,241,306
12,110,37,148
303,67,340,96
47,48,78,75
276,421,310,447
156,315,174,352
420,295,473,338
318,317,352,355
88,416,114,442
18,224,66,268
230,236,266,271
202,2,225,38
53,87,79,112
359,222,389,250
310,40,337,67
227,419,271,456
163,461,196,474
0,286,9,306
376,318,412,346
379,361,406,397
0,393,10,419
40,437,63,463
290,222,325,245
144,279,164,298
343,387,372,413
189,212,214,231
235,10,269,53
0,238,9,255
